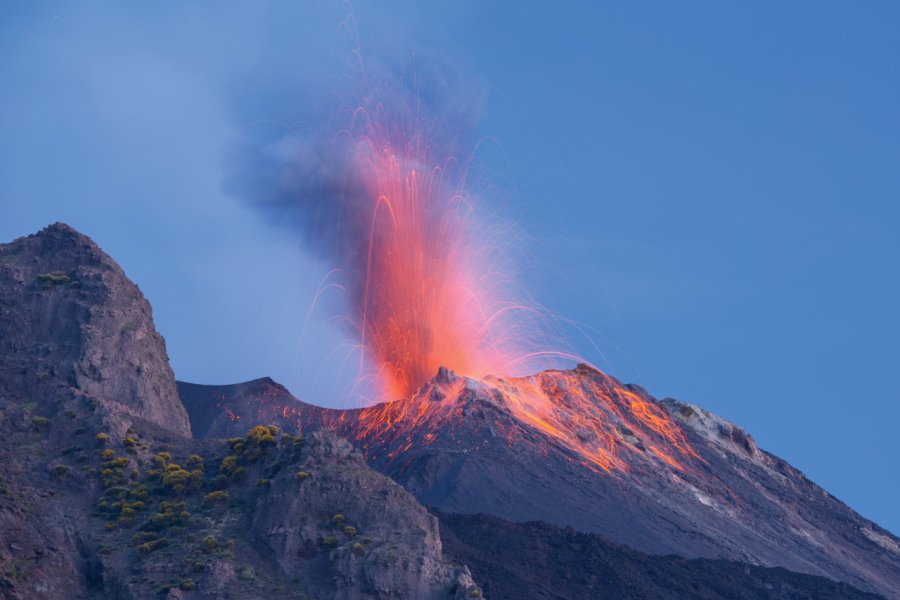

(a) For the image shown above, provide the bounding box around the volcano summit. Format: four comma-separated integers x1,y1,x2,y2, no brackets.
181,362,900,597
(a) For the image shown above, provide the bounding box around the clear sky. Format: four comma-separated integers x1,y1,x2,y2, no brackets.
2,2,898,534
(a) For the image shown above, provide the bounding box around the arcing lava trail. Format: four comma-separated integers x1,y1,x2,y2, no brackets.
318,83,580,402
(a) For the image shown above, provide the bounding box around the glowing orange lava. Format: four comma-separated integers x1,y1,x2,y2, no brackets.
303,64,698,474
339,88,556,402
321,365,699,474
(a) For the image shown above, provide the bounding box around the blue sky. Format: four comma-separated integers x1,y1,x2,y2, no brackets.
1,2,897,533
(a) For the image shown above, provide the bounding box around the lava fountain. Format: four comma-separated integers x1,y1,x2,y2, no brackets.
312,71,697,473
234,51,697,473
271,62,575,404
341,100,547,400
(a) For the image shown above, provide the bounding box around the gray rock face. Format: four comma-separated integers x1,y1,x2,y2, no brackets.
0,223,190,437
252,432,477,600
0,223,478,600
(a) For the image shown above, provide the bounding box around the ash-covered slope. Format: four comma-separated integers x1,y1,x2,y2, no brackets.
180,367,900,599
0,224,478,600
438,512,885,600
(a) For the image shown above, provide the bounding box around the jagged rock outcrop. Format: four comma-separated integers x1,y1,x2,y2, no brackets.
252,432,476,599
0,222,191,437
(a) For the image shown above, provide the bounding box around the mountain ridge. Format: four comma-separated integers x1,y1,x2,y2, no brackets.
178,367,900,598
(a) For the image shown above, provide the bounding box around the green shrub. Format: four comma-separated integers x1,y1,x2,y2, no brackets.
247,425,277,446
219,455,238,474
31,415,49,430
351,542,365,556
178,579,197,591
295,470,310,481
343,525,357,538
129,484,149,499
202,535,218,553
52,464,70,476
138,538,168,554
162,468,193,493
256,478,270,487
139,501,189,532
101,449,115,461
131,531,158,545
237,565,255,581
203,491,229,506
332,514,345,526
37,272,70,286
323,536,338,548
122,437,137,447
95,432,109,443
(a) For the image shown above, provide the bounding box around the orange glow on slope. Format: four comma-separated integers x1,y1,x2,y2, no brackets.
326,366,699,474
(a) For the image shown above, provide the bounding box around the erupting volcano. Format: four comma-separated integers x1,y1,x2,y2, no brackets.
305,80,574,402
182,49,900,600
239,62,703,476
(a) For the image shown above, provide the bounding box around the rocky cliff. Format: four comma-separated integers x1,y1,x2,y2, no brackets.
0,224,478,600
0,222,191,438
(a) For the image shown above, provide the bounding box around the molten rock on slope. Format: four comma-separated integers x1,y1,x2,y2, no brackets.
180,366,900,599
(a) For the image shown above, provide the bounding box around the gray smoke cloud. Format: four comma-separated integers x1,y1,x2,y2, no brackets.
223,52,487,275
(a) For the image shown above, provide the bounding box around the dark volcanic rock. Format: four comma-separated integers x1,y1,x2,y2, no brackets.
437,512,886,600
182,369,900,599
252,432,476,599
0,222,191,437
178,377,301,439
